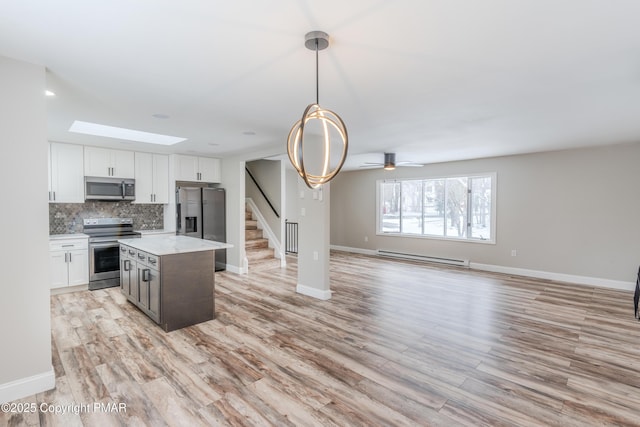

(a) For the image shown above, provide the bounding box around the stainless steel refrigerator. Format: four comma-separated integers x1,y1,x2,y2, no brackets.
176,186,226,271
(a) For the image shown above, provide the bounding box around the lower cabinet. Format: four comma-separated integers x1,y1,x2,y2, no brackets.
50,237,89,289
119,242,214,332
120,246,160,323
140,265,160,323
120,246,137,302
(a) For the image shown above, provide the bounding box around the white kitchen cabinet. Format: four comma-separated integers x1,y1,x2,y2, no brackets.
84,146,135,178
174,154,221,183
49,237,89,289
134,152,169,204
48,142,84,203
198,157,221,182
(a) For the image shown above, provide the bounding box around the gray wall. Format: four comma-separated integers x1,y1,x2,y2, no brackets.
297,182,331,299
0,56,53,401
285,169,300,223
330,142,640,284
221,157,246,273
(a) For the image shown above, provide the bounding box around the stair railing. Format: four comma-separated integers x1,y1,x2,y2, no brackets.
245,167,280,218
285,220,298,254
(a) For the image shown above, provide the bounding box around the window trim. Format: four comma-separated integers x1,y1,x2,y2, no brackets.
376,172,497,244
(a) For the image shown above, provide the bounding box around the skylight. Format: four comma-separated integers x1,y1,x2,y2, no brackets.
69,120,187,145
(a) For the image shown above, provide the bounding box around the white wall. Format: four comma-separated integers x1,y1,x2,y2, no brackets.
330,143,640,288
246,159,282,241
0,56,54,402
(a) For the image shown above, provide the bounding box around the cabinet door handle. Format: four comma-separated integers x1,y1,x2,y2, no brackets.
68,253,72,263
64,252,69,263
123,259,130,271
142,269,151,282
53,191,56,201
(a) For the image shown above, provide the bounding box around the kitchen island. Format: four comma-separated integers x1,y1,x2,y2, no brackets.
118,235,232,332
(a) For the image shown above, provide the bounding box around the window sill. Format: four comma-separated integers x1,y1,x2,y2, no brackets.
376,232,496,245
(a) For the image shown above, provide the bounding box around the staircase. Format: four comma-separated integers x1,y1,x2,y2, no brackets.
245,204,280,271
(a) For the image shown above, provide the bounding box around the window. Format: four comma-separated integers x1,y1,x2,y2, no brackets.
378,173,495,242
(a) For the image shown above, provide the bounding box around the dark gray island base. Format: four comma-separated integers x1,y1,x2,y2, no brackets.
118,235,232,332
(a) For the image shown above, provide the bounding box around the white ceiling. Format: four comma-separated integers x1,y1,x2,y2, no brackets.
2,1,640,170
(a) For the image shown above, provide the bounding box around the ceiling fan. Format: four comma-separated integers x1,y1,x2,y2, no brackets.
360,153,424,170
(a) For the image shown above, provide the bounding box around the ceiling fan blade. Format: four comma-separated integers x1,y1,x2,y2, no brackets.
396,162,424,167
359,164,381,168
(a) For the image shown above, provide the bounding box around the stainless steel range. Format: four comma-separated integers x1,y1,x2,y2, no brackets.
83,218,141,290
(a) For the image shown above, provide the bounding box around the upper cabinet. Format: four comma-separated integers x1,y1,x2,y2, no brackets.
84,146,135,179
49,142,84,203
174,155,221,183
134,152,169,204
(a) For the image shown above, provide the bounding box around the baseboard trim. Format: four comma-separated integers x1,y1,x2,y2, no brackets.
0,368,55,404
330,245,635,291
470,263,635,291
225,263,246,275
330,245,377,256
296,284,332,300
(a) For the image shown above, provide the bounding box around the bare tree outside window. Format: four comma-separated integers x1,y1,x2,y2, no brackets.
378,174,495,243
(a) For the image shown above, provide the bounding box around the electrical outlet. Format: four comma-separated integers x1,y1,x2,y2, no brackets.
313,251,319,261
364,236,369,242
301,207,306,217
511,249,517,257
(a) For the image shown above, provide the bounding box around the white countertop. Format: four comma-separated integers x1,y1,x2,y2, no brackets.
136,229,176,236
118,235,232,256
49,233,89,240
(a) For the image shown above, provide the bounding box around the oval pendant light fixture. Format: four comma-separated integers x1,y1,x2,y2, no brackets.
287,31,348,189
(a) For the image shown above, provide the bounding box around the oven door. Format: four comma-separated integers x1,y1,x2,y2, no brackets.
89,241,121,281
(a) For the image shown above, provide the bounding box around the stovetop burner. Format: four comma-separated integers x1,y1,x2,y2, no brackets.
83,218,141,241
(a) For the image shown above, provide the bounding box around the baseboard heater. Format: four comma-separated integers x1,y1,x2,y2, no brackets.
376,249,470,268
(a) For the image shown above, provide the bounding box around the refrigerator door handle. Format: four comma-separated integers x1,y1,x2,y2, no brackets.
176,203,182,233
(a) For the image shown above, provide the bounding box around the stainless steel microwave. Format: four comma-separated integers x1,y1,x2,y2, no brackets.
85,177,135,201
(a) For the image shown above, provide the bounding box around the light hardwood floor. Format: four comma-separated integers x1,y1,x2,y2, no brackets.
2,251,640,426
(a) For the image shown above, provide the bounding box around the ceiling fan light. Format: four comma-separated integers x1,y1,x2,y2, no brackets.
383,152,396,170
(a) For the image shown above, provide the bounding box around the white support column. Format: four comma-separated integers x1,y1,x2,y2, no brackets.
296,181,331,300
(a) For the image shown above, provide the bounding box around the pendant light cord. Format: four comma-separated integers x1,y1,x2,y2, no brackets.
315,38,319,105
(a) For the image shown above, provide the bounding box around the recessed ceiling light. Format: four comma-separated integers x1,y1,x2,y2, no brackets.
69,120,186,145
208,143,219,146
152,113,170,119
45,90,56,97
242,131,256,136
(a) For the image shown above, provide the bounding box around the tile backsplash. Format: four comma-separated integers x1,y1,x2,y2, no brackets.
50,202,164,234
